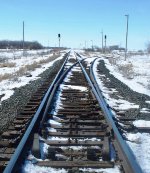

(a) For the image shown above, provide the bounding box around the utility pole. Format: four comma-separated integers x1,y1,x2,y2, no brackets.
104,35,107,53
125,14,129,60
101,31,103,53
58,33,61,54
91,40,93,51
85,41,87,50
23,21,24,56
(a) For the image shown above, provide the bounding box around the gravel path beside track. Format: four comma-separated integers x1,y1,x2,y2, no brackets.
97,59,150,120
0,56,65,134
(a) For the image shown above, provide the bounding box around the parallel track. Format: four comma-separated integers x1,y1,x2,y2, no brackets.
2,51,142,173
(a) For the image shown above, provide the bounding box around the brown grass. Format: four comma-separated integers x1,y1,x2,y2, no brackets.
0,73,13,82
0,54,60,82
15,62,41,77
38,54,59,64
118,63,134,79
0,62,16,68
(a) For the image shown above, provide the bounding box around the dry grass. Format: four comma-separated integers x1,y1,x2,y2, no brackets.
108,55,122,66
15,62,41,77
108,56,135,79
0,73,13,82
118,63,134,79
0,53,59,82
109,57,117,65
39,54,59,64
0,62,16,68
83,52,90,57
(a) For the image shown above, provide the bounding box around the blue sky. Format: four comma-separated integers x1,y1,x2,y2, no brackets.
0,0,150,50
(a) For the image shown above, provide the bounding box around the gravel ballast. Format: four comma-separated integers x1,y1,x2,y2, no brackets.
97,59,150,120
0,55,66,134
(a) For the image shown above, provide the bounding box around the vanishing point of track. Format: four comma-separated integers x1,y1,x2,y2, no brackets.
2,51,142,173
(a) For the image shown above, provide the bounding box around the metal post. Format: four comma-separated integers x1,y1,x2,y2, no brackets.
125,15,129,60
58,33,61,54
23,21,24,56
85,41,87,49
104,35,107,53
101,31,103,53
91,40,93,51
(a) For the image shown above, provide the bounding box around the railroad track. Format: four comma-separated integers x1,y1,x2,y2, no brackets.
2,51,142,173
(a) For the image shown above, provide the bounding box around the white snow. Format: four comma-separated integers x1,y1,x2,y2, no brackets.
92,59,139,112
0,49,65,103
60,84,88,92
23,162,67,173
126,133,150,173
79,166,121,173
60,146,87,151
53,115,63,122
86,51,150,173
47,127,57,132
40,142,49,156
104,54,150,96
48,119,62,126
133,120,150,128
8,50,150,172
23,143,119,173
47,137,68,141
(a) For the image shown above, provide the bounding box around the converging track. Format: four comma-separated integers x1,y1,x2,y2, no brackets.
3,51,142,173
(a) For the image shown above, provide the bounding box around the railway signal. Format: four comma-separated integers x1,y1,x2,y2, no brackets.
58,33,61,54
23,21,24,56
125,14,129,60
104,35,107,53
101,30,104,53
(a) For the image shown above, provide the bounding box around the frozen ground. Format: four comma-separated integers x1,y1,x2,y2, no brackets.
22,51,121,173
107,53,150,96
0,49,66,103
0,49,52,59
2,50,150,172
83,51,150,173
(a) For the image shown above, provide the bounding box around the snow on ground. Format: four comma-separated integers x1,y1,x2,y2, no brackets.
0,49,51,59
23,162,67,173
23,162,121,173
106,53,150,97
126,132,150,173
82,56,139,114
23,52,121,173
51,57,88,115
82,51,150,97
0,49,66,103
133,120,150,127
85,51,150,173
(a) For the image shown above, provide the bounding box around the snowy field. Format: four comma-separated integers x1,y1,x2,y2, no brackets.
83,51,150,173
107,53,150,96
0,49,65,103
23,51,121,173
1,49,150,172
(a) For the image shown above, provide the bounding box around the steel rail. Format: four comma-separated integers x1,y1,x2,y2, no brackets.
3,52,70,173
4,51,142,173
77,56,142,173
40,60,79,127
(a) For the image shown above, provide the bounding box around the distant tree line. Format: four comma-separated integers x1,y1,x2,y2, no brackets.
147,42,150,53
0,40,43,49
84,45,125,52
